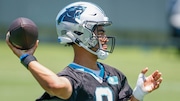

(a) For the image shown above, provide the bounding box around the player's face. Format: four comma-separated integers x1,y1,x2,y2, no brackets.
94,26,109,51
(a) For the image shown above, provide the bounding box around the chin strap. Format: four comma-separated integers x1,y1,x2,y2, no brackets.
96,49,109,60
79,41,108,60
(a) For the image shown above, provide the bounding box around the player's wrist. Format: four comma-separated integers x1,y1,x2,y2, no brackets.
20,54,37,69
133,85,148,101
133,73,148,101
20,54,29,60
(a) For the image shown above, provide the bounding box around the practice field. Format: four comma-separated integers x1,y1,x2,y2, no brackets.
0,41,180,101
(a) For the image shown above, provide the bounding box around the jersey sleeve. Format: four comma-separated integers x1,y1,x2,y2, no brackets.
57,67,83,101
36,67,83,101
118,74,133,101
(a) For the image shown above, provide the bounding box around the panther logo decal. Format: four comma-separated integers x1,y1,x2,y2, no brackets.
57,6,86,24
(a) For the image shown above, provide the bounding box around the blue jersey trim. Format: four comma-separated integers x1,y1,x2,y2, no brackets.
68,62,105,82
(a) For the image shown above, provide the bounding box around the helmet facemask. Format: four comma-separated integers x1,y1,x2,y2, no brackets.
77,21,115,60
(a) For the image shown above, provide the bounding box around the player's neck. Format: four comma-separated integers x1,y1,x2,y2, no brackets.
73,45,99,70
73,55,99,70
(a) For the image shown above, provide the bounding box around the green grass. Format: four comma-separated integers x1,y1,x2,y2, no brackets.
0,41,180,101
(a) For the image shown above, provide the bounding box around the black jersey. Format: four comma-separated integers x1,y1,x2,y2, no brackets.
36,62,132,101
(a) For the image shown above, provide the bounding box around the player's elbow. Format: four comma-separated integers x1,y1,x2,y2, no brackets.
44,80,72,99
46,81,62,90
45,82,64,94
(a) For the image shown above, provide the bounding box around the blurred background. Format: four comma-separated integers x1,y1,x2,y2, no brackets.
0,0,180,101
0,0,173,46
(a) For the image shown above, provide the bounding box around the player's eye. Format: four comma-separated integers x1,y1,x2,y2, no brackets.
98,29,105,34
97,35,107,39
97,30,106,37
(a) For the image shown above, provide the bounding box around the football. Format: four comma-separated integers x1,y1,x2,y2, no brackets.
8,17,38,50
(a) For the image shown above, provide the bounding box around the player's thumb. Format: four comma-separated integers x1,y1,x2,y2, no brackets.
26,40,39,55
141,67,148,74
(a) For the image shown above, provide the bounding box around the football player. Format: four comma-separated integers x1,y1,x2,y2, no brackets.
6,1,162,101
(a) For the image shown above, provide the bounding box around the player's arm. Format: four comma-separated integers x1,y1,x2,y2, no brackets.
6,35,72,100
28,61,72,99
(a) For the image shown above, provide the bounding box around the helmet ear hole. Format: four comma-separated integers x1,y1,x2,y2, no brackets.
61,30,67,35
88,37,98,48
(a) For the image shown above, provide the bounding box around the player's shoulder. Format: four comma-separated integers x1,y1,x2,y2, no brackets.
57,66,83,77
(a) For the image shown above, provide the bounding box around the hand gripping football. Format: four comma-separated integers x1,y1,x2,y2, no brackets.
8,17,38,50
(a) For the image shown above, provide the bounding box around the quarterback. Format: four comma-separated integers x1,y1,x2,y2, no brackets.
6,1,162,101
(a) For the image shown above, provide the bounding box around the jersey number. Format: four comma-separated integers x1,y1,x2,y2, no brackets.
95,87,113,101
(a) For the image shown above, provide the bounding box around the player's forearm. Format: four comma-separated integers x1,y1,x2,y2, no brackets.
27,61,72,99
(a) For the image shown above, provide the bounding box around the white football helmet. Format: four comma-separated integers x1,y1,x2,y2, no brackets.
56,1,115,60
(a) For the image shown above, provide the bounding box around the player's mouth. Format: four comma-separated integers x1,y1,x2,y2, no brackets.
102,44,108,50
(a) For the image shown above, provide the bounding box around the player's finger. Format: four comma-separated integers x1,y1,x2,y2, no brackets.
6,32,12,47
154,83,160,90
157,77,163,85
26,40,39,55
32,40,39,49
6,32,23,57
154,72,162,81
154,77,163,89
6,32,17,51
151,70,160,79
32,40,39,52
141,67,148,74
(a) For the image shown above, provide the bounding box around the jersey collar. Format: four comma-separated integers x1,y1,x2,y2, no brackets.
68,62,105,83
